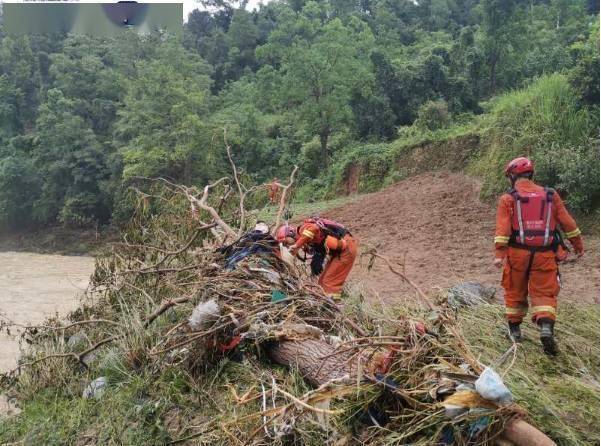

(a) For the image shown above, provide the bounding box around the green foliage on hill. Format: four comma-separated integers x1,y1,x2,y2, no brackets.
474,73,599,211
0,0,598,230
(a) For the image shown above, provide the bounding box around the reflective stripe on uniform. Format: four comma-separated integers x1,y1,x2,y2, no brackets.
495,236,510,244
516,199,525,243
505,306,527,315
301,230,315,239
565,228,581,238
532,305,556,315
543,200,552,245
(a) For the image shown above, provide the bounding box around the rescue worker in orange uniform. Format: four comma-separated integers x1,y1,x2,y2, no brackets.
268,178,280,204
276,218,357,299
494,157,584,355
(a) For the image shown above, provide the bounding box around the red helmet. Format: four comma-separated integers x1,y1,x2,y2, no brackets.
275,224,296,242
504,157,534,177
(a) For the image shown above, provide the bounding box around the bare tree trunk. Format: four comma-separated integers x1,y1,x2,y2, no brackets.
269,339,359,387
489,49,499,93
320,130,329,169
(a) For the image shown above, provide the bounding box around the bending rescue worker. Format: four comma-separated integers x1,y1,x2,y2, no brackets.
277,217,357,300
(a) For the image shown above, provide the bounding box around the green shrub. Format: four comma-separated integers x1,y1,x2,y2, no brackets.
414,100,450,131
383,168,409,186
473,74,599,213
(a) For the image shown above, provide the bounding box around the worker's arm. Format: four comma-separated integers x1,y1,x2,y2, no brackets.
494,194,513,266
292,223,320,251
553,193,584,256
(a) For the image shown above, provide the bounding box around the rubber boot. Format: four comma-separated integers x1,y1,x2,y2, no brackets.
538,318,557,356
508,321,522,343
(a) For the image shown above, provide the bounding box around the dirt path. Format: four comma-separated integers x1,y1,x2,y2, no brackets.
323,172,599,305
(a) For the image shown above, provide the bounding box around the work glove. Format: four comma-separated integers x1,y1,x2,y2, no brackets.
555,245,569,262
570,237,584,258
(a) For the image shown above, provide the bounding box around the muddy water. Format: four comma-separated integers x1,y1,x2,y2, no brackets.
0,252,95,373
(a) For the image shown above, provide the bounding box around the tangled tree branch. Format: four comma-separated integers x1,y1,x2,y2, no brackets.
363,246,436,311
274,165,299,231
223,128,247,236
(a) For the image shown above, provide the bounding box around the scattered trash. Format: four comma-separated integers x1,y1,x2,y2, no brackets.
279,244,296,268
447,282,496,308
188,299,220,331
82,376,108,400
475,367,513,405
67,331,86,348
468,416,492,438
442,390,497,419
81,351,97,367
271,290,286,302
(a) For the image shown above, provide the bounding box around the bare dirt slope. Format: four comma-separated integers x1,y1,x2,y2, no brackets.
323,172,599,305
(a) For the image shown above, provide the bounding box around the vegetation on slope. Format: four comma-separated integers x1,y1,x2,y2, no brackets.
0,0,599,231
324,72,599,214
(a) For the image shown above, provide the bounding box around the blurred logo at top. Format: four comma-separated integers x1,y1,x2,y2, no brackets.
3,1,182,37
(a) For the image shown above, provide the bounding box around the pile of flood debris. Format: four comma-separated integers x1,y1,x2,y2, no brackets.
1,163,557,446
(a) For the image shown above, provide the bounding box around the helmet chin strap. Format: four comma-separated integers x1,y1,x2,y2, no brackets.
509,174,532,187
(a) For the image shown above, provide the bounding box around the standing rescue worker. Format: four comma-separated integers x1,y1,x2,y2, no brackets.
494,157,584,355
268,178,280,204
276,218,357,300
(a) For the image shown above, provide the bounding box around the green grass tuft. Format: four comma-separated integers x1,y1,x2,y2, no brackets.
459,303,599,446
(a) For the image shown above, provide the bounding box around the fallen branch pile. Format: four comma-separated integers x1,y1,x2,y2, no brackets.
1,139,557,445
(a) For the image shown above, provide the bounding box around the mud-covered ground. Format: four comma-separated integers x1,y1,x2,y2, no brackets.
325,171,600,305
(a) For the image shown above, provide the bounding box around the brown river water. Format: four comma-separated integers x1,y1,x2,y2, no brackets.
1,252,94,415
0,252,95,372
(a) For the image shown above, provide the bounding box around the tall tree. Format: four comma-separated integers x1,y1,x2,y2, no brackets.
259,5,375,167
32,89,110,226
479,0,517,93
115,42,214,183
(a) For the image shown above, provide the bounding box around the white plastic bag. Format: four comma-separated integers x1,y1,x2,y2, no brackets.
279,243,296,267
475,367,512,405
82,376,107,399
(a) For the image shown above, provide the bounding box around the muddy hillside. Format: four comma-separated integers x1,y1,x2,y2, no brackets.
325,171,600,304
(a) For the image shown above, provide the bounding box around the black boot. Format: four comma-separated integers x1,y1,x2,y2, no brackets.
538,318,557,356
508,322,522,343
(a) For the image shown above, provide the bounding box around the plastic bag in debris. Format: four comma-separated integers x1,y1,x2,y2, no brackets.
468,415,491,438
447,282,496,308
82,376,108,399
271,290,286,302
475,367,512,405
220,230,278,270
442,390,497,419
279,243,295,267
188,299,219,330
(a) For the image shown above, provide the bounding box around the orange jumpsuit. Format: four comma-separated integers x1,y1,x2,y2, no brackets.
293,222,358,298
495,179,584,324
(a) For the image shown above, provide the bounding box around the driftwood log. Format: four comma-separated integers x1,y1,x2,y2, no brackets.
500,419,557,446
269,338,360,387
268,336,556,446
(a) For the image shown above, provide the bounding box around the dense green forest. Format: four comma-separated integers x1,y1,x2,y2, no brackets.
0,0,598,230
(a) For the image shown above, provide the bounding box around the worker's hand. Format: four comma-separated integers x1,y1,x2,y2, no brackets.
493,258,504,268
571,238,584,259
289,246,299,256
